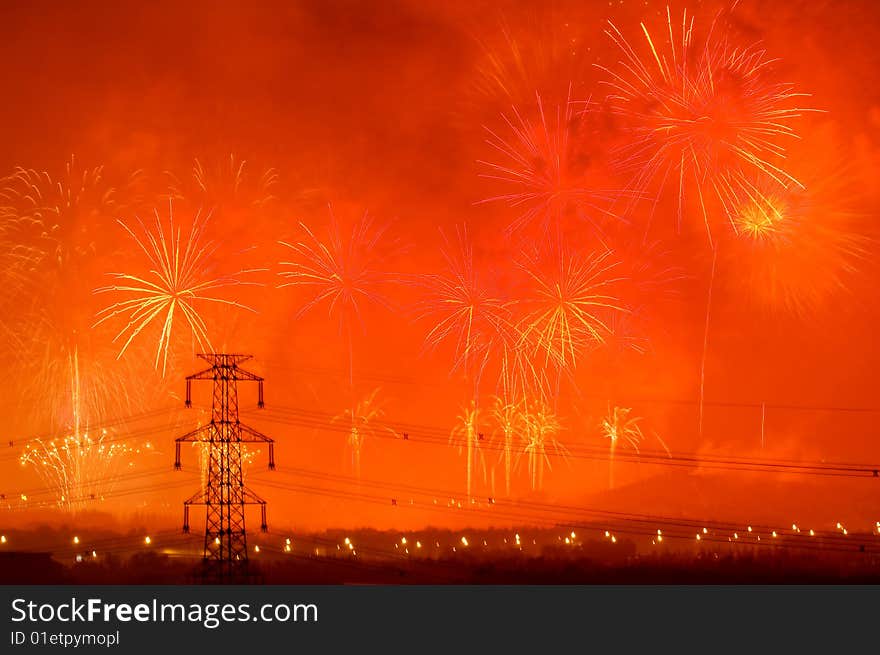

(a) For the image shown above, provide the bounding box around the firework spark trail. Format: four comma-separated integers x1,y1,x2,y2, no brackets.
479,89,623,237
449,400,487,499
489,396,525,497
279,206,396,477
518,399,568,491
698,246,717,440
94,201,261,376
597,7,813,244
333,388,394,478
601,404,670,489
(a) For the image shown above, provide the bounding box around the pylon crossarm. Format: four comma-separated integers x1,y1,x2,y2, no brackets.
241,487,267,505
239,423,273,443
230,367,264,383
175,424,213,443
197,353,251,366
183,488,208,505
185,366,216,382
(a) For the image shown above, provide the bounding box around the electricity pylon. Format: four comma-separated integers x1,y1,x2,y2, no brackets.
174,354,275,580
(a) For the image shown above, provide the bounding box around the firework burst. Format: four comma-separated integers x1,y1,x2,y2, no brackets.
598,7,813,244
601,404,669,489
279,206,398,478
94,201,260,376
20,429,134,510
1,157,149,434
166,154,278,215
489,396,524,497
278,205,394,331
517,242,626,376
479,90,621,236
419,226,512,382
333,388,393,478
723,174,868,316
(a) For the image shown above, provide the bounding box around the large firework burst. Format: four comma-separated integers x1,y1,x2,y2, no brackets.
598,7,812,244
724,174,868,316
94,201,260,375
479,90,621,236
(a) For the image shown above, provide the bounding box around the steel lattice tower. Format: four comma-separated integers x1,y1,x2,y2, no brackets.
174,354,275,580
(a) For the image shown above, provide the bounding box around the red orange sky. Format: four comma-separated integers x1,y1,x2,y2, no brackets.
1,0,879,534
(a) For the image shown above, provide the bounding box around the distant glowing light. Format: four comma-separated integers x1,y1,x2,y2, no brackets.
809,530,815,537
416,541,422,549
772,531,777,538
254,545,260,553
144,536,151,545
285,538,291,545
0,536,5,544
657,535,663,543
696,534,701,541
570,531,576,539
461,536,469,547
604,531,610,538
734,533,739,540
344,537,351,545
214,537,220,545
73,536,80,545
702,528,708,534
284,544,292,553
747,526,753,533
401,537,407,545
611,536,617,544
91,551,97,558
